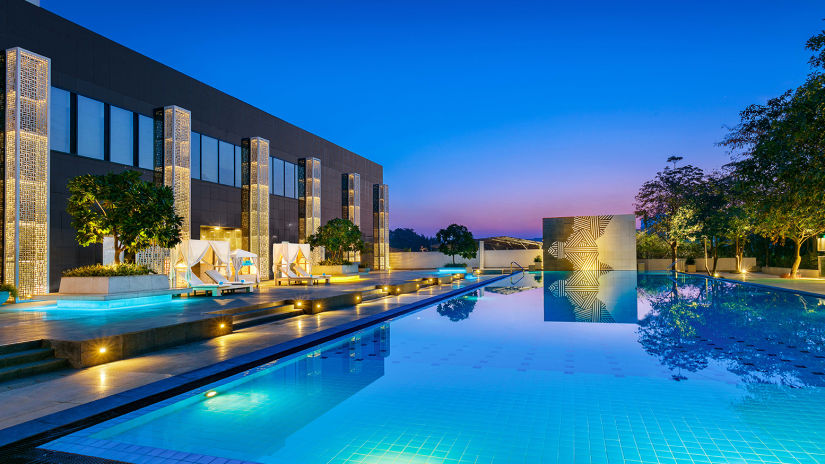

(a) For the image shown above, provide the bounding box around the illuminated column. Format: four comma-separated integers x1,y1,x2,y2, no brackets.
138,105,191,276
342,173,360,262
242,137,270,280
373,184,389,270
299,157,321,261
1,48,50,297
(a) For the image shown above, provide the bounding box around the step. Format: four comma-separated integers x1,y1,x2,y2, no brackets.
233,308,303,329
232,304,295,321
0,358,69,383
0,340,42,356
210,300,288,317
0,347,54,368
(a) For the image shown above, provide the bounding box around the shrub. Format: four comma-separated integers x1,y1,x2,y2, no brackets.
443,263,467,268
685,257,696,265
63,263,155,277
0,283,18,299
534,254,542,263
320,259,353,266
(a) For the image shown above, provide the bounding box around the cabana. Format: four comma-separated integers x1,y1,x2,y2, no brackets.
173,239,232,289
231,249,260,283
272,242,330,285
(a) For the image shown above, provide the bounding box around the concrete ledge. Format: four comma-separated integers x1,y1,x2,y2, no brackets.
58,275,170,294
295,292,363,314
0,273,512,451
46,316,234,368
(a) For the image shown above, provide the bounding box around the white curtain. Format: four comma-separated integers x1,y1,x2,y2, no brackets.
231,249,260,283
207,240,231,268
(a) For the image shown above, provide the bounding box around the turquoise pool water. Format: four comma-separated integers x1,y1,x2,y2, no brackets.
43,272,825,463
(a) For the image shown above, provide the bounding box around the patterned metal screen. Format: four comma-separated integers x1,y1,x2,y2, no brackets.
241,137,270,280
373,184,389,270
299,157,322,262
342,173,361,263
1,48,50,297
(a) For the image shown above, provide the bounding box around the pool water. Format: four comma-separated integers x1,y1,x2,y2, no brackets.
43,272,825,463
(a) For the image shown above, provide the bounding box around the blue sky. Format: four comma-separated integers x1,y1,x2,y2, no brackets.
42,0,823,238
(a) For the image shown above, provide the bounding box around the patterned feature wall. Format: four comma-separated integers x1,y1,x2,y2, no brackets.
542,214,636,271
242,137,270,280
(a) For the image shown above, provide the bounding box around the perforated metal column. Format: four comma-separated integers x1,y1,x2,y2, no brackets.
373,184,389,270
299,157,322,262
1,47,50,297
242,137,270,280
342,172,361,263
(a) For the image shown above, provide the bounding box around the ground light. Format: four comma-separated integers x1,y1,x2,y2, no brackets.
98,347,107,354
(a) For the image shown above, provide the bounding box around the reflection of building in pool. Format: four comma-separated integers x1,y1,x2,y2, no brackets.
484,272,543,295
544,271,638,323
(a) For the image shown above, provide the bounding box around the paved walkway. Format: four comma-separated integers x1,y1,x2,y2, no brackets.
0,275,496,433
0,270,445,344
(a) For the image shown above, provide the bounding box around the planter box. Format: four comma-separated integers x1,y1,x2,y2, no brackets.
528,264,543,271
59,275,170,294
313,264,359,276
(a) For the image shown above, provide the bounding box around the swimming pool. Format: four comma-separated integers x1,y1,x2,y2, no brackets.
42,271,825,463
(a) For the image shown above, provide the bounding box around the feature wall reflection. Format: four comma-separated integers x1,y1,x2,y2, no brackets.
543,271,639,323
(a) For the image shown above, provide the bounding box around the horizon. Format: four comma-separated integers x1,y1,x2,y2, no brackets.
41,0,823,238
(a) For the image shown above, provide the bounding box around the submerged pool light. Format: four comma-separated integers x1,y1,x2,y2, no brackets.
205,390,218,398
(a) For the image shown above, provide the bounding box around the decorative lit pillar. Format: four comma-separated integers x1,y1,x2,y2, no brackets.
138,105,191,277
242,137,270,280
342,173,360,262
299,157,321,262
373,184,389,270
1,48,50,297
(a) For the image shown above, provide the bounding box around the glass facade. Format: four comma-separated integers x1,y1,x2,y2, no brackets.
138,114,153,169
271,157,284,196
219,141,234,186
284,162,295,198
234,145,242,187
191,132,201,179
201,135,218,183
77,95,104,159
50,87,70,153
109,105,133,165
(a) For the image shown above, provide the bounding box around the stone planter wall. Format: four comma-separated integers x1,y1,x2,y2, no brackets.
313,264,359,275
58,275,170,294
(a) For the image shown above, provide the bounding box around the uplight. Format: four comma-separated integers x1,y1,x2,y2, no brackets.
296,301,302,307
316,303,321,308
219,323,226,329
98,347,107,354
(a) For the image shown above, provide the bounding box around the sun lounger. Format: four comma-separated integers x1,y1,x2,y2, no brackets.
276,265,330,285
184,272,229,297
204,270,255,293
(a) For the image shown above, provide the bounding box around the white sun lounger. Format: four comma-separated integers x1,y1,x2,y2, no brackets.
185,272,229,297
204,270,255,293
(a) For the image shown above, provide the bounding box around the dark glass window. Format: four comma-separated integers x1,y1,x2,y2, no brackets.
137,115,153,169
201,135,218,183
234,145,242,187
271,158,285,196
284,162,295,198
109,106,133,165
77,95,104,159
219,140,234,186
50,87,70,153
191,132,201,179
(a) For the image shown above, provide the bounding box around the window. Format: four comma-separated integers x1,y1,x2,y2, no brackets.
138,115,153,169
50,87,70,153
284,162,295,198
77,95,104,159
109,106,133,165
219,140,234,186
271,157,284,196
191,132,201,179
234,145,242,187
201,135,218,183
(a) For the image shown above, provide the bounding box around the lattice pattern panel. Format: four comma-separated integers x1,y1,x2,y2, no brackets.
342,173,361,262
299,157,322,263
547,215,614,271
242,137,270,280
161,106,191,240
373,184,389,270
136,245,171,276
2,48,50,297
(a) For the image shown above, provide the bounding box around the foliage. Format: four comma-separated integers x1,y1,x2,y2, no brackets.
62,263,155,277
635,157,703,265
436,224,478,264
319,259,353,266
720,29,825,277
0,283,18,299
533,254,542,263
66,171,183,264
307,218,365,265
636,230,671,259
389,228,438,251
436,292,479,322
443,262,468,268
685,257,695,265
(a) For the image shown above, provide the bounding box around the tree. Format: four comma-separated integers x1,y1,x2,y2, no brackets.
721,29,825,277
307,218,365,265
694,172,728,275
66,170,183,264
634,157,703,267
436,291,479,321
435,224,478,265
389,228,437,251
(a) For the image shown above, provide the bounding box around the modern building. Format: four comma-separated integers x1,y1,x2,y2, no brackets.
0,0,389,294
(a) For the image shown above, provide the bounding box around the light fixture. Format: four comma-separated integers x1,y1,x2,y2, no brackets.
296,301,302,307
98,347,107,354
219,323,226,329
315,303,321,309
205,390,217,398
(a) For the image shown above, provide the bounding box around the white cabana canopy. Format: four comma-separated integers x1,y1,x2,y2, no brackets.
173,239,232,285
272,242,311,277
231,249,260,283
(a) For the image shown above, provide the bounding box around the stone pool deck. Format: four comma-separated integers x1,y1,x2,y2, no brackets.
689,271,825,298
0,271,507,448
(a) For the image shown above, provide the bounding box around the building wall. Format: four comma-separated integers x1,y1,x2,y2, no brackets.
543,214,636,271
389,249,539,270
0,0,383,290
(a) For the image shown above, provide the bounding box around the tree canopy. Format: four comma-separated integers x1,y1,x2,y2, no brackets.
389,228,437,251
66,170,183,264
307,218,365,265
436,224,478,264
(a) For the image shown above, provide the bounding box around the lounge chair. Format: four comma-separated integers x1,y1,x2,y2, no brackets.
204,270,255,293
295,266,331,284
184,272,229,297
276,265,330,285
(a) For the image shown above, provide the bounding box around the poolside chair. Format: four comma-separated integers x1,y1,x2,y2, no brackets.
294,265,331,285
184,272,229,297
204,270,255,293
276,265,330,286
